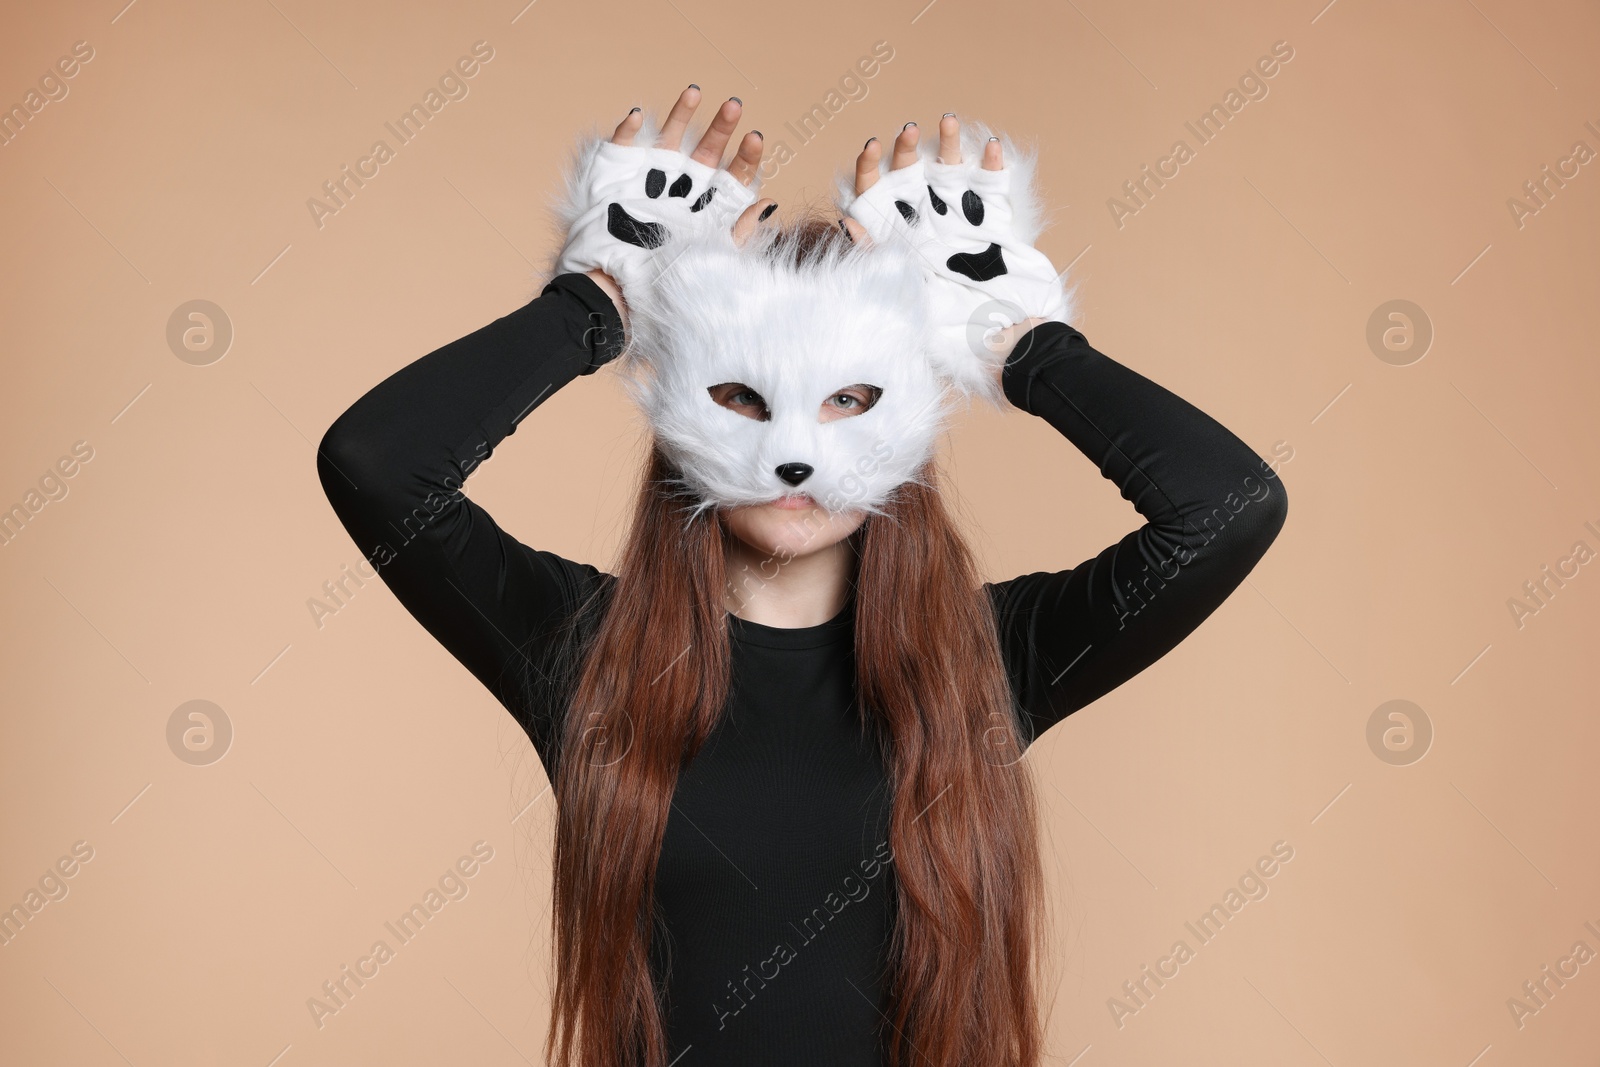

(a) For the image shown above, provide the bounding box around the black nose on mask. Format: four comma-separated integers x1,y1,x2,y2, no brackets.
774,462,813,487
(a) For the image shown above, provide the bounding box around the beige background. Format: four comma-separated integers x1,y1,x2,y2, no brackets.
3,0,1598,1063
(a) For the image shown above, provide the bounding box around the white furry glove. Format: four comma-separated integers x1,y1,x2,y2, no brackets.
552,111,760,297
837,121,1076,405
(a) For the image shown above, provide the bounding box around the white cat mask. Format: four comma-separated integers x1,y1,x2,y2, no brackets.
546,111,1079,516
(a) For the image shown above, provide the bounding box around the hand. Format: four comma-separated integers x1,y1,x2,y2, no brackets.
838,114,1075,406
558,85,777,321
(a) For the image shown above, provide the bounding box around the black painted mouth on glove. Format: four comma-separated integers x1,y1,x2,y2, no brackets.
608,203,667,249
947,242,1007,282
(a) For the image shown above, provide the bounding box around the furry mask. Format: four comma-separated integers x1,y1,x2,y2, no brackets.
547,111,1078,516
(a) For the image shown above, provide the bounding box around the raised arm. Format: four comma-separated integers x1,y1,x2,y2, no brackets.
318,85,772,761
316,271,625,755
837,115,1287,746
987,321,1289,745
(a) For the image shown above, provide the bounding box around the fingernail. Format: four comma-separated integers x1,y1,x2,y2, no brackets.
863,136,878,149
839,219,853,242
943,112,956,118
759,203,778,221
903,121,917,130
751,130,764,139
988,136,999,142
629,106,641,114
729,96,742,105
688,83,700,90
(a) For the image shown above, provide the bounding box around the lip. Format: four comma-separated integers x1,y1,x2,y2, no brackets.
769,493,817,510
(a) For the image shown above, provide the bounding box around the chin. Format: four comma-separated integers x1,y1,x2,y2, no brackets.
723,497,867,561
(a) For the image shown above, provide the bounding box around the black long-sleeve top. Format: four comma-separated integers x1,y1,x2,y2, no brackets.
316,272,1287,1065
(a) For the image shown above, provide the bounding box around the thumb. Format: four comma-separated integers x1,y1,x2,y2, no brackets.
731,198,779,248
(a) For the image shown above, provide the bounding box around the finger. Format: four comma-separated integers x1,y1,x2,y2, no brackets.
691,96,743,169
840,217,871,246
855,136,882,195
890,122,920,171
612,106,644,146
937,113,960,164
981,136,1003,171
732,198,779,248
656,84,701,151
725,129,765,186
691,97,745,168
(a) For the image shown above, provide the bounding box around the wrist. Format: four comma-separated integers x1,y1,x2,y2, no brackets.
992,317,1050,356
584,268,629,334
986,317,1050,404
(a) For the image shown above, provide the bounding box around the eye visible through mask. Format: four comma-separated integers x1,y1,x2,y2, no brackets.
707,383,883,423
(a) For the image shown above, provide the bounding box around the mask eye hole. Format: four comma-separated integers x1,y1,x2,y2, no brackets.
708,382,770,422
821,384,882,422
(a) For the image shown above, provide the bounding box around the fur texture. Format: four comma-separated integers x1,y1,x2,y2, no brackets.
833,118,1050,248
542,109,762,291
835,117,1082,404
621,223,948,517
543,112,1081,512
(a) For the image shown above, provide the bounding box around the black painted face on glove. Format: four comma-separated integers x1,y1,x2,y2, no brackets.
607,168,721,250
891,186,1008,283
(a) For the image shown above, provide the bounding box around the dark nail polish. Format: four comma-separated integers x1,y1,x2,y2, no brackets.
751,130,764,139
629,106,641,114
729,96,742,105
863,136,878,149
759,203,778,221
988,136,999,142
839,219,853,242
943,112,956,118
903,121,917,130
688,83,700,90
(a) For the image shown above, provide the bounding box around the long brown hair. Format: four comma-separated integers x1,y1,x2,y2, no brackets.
538,212,1047,1067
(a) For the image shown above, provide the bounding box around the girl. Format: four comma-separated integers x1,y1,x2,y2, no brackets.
318,83,1287,1067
